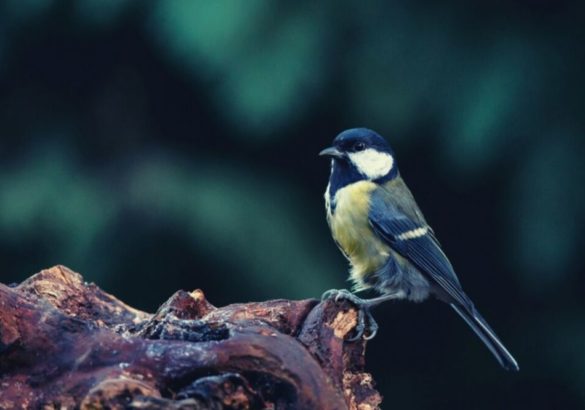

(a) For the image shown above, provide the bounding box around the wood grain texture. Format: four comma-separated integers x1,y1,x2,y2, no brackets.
0,265,382,409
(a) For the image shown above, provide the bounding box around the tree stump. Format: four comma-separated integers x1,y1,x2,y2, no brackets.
0,266,382,409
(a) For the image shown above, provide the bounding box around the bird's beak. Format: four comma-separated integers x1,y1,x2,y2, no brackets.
319,147,344,159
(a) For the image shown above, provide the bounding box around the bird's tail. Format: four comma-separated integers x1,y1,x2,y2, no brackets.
450,303,519,371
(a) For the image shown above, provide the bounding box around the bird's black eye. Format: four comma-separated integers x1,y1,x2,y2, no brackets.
354,142,366,151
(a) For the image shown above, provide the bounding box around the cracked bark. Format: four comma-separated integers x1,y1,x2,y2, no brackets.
0,265,382,409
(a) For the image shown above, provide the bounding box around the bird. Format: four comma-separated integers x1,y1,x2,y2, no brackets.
319,127,519,371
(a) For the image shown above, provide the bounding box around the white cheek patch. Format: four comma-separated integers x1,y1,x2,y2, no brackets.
348,149,394,180
324,182,332,216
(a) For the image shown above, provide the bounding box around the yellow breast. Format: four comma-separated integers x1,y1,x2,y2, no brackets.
327,181,390,290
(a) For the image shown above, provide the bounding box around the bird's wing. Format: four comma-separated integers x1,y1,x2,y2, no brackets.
368,186,471,307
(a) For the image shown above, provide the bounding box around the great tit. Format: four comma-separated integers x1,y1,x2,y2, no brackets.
320,127,519,371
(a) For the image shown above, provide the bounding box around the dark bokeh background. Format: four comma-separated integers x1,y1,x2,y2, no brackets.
1,1,584,408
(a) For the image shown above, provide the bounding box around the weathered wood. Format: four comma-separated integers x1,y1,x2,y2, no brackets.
0,265,382,409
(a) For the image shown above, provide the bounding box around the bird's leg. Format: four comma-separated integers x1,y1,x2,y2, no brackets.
321,289,397,341
361,291,406,308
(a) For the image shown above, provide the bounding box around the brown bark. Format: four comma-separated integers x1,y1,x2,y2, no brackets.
0,265,382,409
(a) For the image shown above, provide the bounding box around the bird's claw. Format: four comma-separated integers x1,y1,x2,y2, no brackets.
321,289,379,341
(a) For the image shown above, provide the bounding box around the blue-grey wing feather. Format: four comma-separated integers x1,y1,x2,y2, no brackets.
369,184,471,307
368,179,519,371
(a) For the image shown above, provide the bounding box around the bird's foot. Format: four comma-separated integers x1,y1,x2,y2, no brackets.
320,289,378,341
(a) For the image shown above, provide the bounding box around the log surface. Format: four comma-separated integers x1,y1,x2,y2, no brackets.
0,266,382,409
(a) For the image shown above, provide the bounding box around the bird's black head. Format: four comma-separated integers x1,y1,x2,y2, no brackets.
320,128,398,198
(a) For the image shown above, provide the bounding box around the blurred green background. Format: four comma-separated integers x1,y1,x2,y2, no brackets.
1,1,584,408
